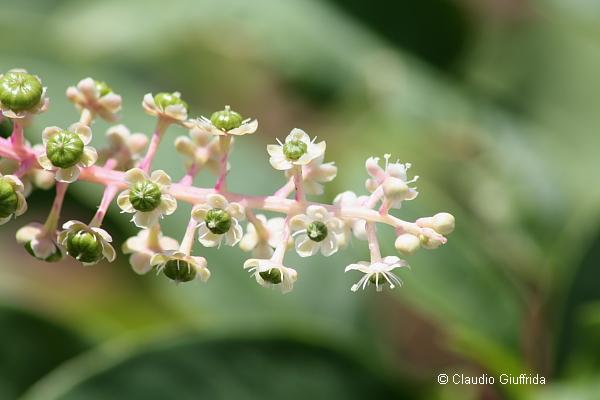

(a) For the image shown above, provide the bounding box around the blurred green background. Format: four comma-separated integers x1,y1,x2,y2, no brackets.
1,0,600,399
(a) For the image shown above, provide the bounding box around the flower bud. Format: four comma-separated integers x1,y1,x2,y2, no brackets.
432,212,455,235
307,221,328,242
394,233,420,256
283,140,307,161
154,92,187,111
162,259,197,283
382,177,409,201
205,208,232,234
0,71,43,112
420,234,444,249
0,117,13,138
129,180,162,212
0,179,18,218
66,230,103,264
210,105,243,131
365,156,383,178
259,268,282,284
46,130,84,168
24,241,63,262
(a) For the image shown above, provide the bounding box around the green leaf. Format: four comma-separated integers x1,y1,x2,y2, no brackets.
24,336,409,400
0,306,87,399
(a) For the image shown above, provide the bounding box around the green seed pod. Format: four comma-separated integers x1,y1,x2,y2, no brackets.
205,208,232,234
259,268,282,284
307,221,328,242
95,80,113,97
162,259,196,282
46,130,84,168
283,140,307,161
0,71,43,112
210,105,243,131
66,230,103,264
0,117,13,138
129,180,162,212
154,92,188,111
0,179,18,218
24,241,63,262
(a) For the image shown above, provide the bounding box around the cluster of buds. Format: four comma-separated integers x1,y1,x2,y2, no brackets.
0,68,455,294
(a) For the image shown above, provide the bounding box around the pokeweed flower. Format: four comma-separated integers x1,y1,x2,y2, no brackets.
175,125,222,173
117,168,177,228
0,69,49,119
394,233,421,256
0,174,27,225
58,220,116,266
290,205,344,257
267,128,326,171
187,105,257,137
151,250,210,283
122,228,179,275
143,92,188,123
344,256,408,292
66,78,122,121
284,154,337,195
16,223,63,262
37,123,98,182
192,194,244,247
417,212,456,235
239,214,287,258
333,191,368,247
365,154,418,208
98,124,148,170
244,258,298,294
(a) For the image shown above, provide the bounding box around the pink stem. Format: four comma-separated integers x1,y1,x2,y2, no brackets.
274,178,295,198
366,221,381,262
43,182,69,232
179,163,200,186
214,136,232,192
272,216,291,264
179,216,198,255
139,119,169,173
89,185,119,227
293,166,305,202
10,120,25,148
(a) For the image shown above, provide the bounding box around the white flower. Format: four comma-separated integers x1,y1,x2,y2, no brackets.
16,222,63,261
0,174,27,224
333,191,368,247
142,92,187,122
239,215,287,258
267,128,326,171
37,123,98,183
365,154,418,208
99,124,148,170
58,220,116,266
284,154,337,195
122,228,179,274
192,194,244,247
175,125,222,173
290,205,344,257
186,105,257,136
244,258,298,294
66,77,122,122
344,256,408,292
151,250,210,283
117,168,178,229
0,69,49,119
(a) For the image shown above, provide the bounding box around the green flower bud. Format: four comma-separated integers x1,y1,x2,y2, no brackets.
283,140,307,161
24,241,63,262
205,208,232,234
259,268,282,284
210,105,243,131
95,80,112,97
0,117,13,138
129,180,162,212
154,92,187,111
46,130,84,168
0,179,18,218
307,221,328,242
162,259,196,283
66,230,103,264
0,71,43,112
369,273,385,285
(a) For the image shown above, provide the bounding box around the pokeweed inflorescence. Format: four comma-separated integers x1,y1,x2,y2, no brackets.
0,69,455,294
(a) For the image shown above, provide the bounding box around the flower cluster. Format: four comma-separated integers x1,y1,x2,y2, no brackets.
0,68,455,294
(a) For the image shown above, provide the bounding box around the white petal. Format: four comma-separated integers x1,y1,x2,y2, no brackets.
117,190,135,213
151,170,171,186
55,166,81,183
80,146,98,167
133,210,160,229
228,119,258,135
70,123,93,145
295,236,318,257
125,168,148,184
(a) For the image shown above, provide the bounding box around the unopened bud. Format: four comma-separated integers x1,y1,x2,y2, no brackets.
383,177,409,201
395,233,420,256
